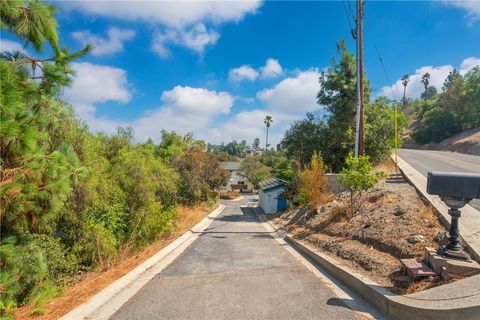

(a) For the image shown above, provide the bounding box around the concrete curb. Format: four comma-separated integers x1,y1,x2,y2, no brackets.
286,235,480,320
60,204,225,320
393,154,480,262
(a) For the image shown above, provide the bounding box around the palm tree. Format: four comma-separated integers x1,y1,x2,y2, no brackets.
263,115,273,150
401,74,409,106
421,73,430,102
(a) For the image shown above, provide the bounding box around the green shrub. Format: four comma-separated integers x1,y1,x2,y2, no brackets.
339,154,384,218
412,108,461,143
21,234,78,285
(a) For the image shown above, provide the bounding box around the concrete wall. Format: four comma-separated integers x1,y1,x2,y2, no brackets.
325,173,347,194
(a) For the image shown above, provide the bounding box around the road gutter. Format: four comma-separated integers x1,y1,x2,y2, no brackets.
60,204,225,320
394,155,480,262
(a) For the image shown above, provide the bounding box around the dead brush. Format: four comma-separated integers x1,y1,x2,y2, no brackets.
328,206,349,223
297,152,330,210
375,158,396,173
418,206,442,229
377,194,396,206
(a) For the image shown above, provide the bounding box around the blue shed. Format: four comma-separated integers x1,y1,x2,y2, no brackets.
258,178,288,214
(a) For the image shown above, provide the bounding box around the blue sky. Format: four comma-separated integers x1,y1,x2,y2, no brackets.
1,0,479,145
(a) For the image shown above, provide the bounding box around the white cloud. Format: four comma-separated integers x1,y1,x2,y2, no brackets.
63,1,261,57
63,1,262,28
460,56,480,71
443,1,480,21
62,61,314,146
201,109,296,145
257,70,321,112
65,76,233,140
0,39,26,53
63,62,132,121
160,86,233,114
228,58,283,82
132,86,233,140
71,27,135,56
260,58,283,79
380,56,480,100
152,23,219,57
228,65,259,82
204,68,320,144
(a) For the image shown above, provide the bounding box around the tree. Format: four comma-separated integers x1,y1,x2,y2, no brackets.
0,0,92,312
284,40,399,172
239,156,272,188
420,86,438,100
264,115,273,150
260,150,295,182
339,155,384,219
412,108,461,143
401,74,409,106
412,67,479,143
283,112,327,166
421,73,431,102
317,39,371,172
253,137,261,150
364,98,406,164
156,131,192,160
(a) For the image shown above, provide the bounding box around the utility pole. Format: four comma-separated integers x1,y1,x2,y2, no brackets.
354,0,365,157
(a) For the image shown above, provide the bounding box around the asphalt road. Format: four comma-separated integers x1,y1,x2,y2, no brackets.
111,196,360,320
398,149,480,210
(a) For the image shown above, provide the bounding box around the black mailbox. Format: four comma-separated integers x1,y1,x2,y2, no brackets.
427,171,480,200
426,171,480,260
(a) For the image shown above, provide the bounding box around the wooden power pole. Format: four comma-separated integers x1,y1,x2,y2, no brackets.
354,0,365,157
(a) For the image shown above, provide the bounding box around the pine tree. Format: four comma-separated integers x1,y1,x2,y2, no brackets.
1,1,91,312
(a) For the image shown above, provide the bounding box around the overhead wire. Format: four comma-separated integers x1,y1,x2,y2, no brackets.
341,1,355,33
363,12,399,103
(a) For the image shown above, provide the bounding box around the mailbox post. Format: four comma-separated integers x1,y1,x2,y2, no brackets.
438,197,469,260
427,172,480,260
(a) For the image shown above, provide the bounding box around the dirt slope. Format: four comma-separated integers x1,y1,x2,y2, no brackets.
419,127,480,155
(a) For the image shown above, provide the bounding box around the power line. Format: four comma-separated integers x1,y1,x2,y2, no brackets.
363,12,399,103
341,1,355,32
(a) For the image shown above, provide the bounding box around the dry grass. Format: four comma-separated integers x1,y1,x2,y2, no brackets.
375,158,397,172
14,204,215,320
377,194,396,206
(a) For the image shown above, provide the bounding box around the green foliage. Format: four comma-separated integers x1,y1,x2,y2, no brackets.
412,67,480,144
260,150,295,182
339,155,384,218
0,1,228,315
317,39,367,171
365,98,406,164
207,139,248,159
173,148,229,204
240,156,272,188
283,112,327,166
284,40,395,171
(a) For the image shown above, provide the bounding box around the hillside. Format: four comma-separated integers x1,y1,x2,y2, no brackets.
419,127,480,156
402,117,480,156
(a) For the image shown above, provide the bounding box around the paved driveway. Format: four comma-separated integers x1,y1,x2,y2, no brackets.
111,196,360,320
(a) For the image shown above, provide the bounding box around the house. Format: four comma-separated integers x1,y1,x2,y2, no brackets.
258,178,289,214
220,162,248,191
245,147,262,157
